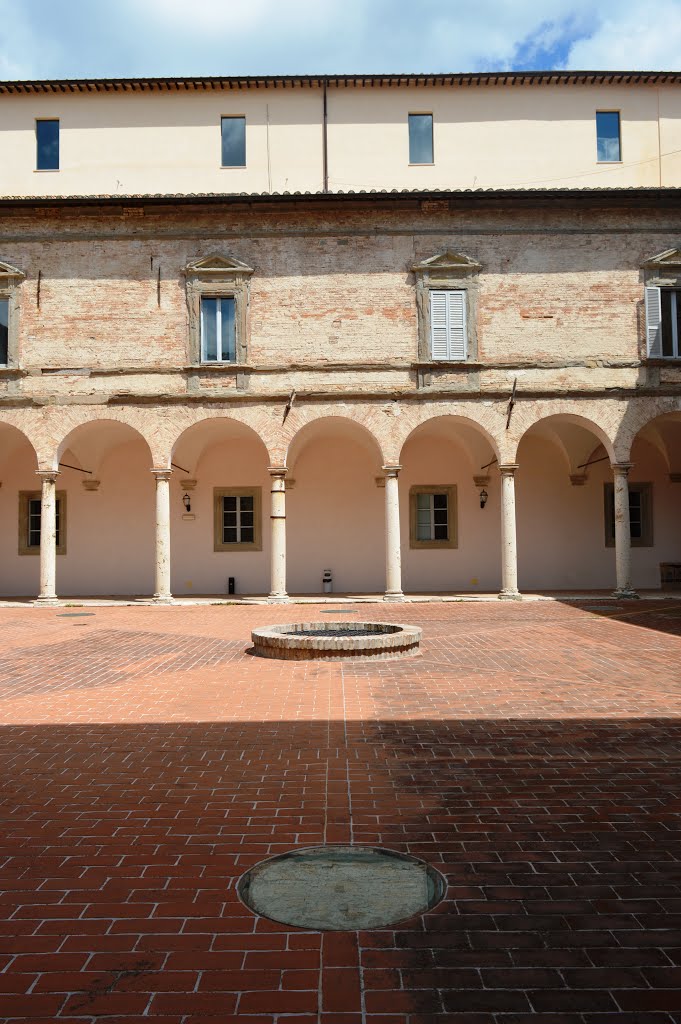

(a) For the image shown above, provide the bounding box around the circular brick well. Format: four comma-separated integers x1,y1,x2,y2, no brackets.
250,621,422,660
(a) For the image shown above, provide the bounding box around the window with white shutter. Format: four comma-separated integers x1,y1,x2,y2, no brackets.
645,286,681,358
429,290,467,361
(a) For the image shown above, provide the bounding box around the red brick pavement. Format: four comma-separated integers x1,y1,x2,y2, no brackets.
0,599,681,1022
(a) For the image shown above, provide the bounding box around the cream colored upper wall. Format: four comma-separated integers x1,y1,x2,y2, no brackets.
0,81,677,196
0,89,325,196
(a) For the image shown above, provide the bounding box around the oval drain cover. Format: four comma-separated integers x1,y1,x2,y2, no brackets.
238,845,444,930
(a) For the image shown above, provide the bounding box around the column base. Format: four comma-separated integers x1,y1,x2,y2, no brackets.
267,594,290,604
498,590,522,601
151,595,174,605
612,589,639,600
34,596,60,606
383,592,406,602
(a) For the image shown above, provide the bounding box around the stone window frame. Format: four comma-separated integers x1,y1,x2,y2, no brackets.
412,251,482,362
213,486,262,553
0,261,25,368
409,484,458,550
642,249,681,361
18,490,67,556
603,481,653,548
184,254,253,366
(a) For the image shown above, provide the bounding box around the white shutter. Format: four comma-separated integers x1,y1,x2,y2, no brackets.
430,289,467,360
430,290,449,359
645,286,662,357
447,290,467,361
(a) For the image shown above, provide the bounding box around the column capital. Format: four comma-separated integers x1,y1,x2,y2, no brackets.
36,469,59,483
268,465,288,478
151,468,172,481
498,463,519,475
611,462,634,476
382,464,402,476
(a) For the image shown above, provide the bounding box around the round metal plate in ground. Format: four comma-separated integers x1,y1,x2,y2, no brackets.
238,846,444,931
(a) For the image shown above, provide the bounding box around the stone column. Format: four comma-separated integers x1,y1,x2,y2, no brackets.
268,466,289,603
151,469,173,603
499,464,521,600
383,464,404,601
36,470,59,605
612,462,638,598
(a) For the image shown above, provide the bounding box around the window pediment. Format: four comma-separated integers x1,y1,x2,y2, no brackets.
184,253,253,278
642,248,681,270
412,251,481,277
0,261,25,283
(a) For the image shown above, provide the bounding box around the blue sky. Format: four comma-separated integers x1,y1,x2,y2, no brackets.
1,0,681,80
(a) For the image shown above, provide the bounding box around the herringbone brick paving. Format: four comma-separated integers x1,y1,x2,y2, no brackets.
0,600,680,1022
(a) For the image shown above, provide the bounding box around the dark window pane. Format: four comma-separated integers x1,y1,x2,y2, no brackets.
28,498,41,547
223,527,237,543
223,496,237,512
433,494,448,510
408,114,433,163
662,290,675,357
55,499,61,548
0,299,7,364
240,495,254,512
241,526,254,544
221,117,246,167
240,512,254,528
433,524,448,540
596,111,620,162
36,119,59,170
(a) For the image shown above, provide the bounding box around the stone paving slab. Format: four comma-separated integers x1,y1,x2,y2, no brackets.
0,600,680,1021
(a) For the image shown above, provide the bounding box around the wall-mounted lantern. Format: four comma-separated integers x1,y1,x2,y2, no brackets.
474,474,490,510
182,493,191,513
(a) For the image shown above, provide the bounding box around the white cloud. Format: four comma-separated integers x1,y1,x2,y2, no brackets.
565,0,681,69
2,0,681,80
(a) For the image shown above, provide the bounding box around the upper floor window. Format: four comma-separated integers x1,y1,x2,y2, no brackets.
201,296,236,363
0,299,8,365
0,261,25,368
430,290,467,361
408,114,433,164
221,117,246,167
36,119,59,170
184,253,253,366
646,286,681,358
412,251,481,363
596,111,620,162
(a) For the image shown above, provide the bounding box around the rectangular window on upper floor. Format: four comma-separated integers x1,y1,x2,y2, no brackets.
596,111,620,162
0,299,8,365
200,296,236,362
430,289,467,360
408,113,433,164
645,286,681,358
221,116,246,167
36,119,60,170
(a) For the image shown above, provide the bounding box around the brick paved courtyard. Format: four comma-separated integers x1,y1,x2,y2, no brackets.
1,600,681,1023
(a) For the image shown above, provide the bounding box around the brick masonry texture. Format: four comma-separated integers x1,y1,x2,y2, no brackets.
0,599,681,1021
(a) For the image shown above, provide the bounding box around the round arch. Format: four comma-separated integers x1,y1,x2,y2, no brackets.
514,412,616,465
285,414,385,471
398,413,501,465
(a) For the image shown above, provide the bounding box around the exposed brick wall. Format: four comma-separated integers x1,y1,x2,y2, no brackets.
0,200,680,467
